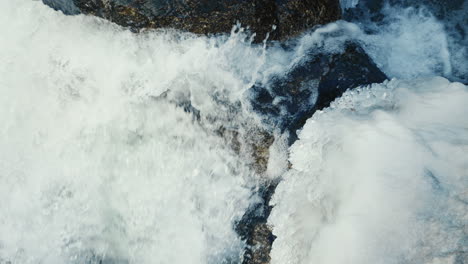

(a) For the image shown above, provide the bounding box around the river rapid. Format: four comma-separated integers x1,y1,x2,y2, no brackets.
0,0,466,263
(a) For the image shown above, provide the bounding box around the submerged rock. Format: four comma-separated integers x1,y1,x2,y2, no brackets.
46,0,341,41
250,42,387,140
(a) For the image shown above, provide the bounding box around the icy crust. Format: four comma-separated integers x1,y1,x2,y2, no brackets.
269,77,468,264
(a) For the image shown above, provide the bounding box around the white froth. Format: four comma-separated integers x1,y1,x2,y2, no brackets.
1,0,467,263
269,77,468,264
358,7,453,79
280,6,460,81
0,1,265,263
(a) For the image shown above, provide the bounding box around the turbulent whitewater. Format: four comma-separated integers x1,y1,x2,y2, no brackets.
269,77,468,264
0,0,467,264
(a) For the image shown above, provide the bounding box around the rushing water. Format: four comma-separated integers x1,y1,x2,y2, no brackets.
269,77,468,264
0,0,467,264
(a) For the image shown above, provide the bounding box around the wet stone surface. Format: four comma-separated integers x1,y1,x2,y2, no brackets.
236,180,278,264
250,41,387,140
46,0,341,42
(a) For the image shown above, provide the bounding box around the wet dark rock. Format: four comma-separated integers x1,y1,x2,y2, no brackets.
46,0,341,42
248,130,275,174
250,41,387,140
236,180,278,264
315,42,387,109
42,0,81,14
346,0,466,19
215,126,274,174
236,43,386,263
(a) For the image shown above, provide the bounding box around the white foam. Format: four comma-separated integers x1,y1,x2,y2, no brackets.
269,77,468,264
1,0,468,263
273,5,460,82
358,6,453,79
0,1,267,263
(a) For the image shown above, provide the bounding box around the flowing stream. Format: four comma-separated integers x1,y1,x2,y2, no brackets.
0,0,467,263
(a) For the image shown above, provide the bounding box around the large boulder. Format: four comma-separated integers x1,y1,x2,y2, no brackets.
250,42,387,140
46,0,341,42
